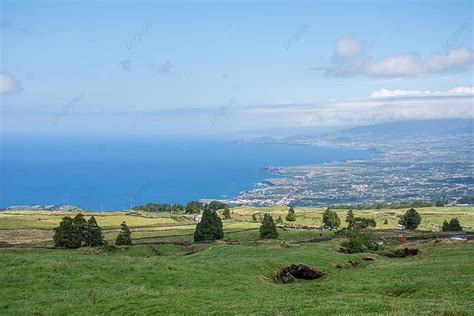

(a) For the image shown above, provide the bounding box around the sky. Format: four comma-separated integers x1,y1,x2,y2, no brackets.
0,0,473,136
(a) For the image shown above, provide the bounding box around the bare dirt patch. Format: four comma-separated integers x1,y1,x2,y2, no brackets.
272,264,325,283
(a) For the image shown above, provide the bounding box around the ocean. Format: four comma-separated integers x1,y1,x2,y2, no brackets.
0,135,371,210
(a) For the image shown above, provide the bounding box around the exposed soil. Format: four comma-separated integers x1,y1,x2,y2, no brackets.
273,264,325,283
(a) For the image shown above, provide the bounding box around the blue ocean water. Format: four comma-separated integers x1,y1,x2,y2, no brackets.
0,136,371,211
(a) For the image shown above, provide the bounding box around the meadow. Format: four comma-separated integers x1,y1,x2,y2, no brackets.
0,206,473,314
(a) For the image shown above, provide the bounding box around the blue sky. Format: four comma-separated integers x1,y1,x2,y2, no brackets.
0,0,473,135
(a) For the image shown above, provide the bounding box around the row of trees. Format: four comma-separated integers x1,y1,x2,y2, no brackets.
53,213,131,248
133,200,229,214
442,218,463,232
193,210,280,242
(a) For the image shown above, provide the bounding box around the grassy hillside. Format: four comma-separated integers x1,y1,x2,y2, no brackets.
0,207,473,314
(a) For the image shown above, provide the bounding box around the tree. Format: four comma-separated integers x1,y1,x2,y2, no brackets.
442,217,462,232
259,214,278,239
85,216,104,247
285,207,296,221
54,216,81,249
398,208,422,229
222,206,232,219
72,213,88,245
346,209,355,229
206,201,228,211
185,201,204,214
116,222,132,246
194,209,224,242
252,213,261,223
275,216,283,224
323,208,341,228
353,217,376,229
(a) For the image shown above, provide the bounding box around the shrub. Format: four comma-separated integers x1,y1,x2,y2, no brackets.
398,208,421,229
185,201,204,214
259,214,278,239
354,217,376,229
116,222,132,246
252,213,261,223
340,229,379,254
323,208,341,228
206,201,228,211
346,209,355,228
383,219,389,225
285,207,296,221
194,209,224,242
275,216,283,224
222,206,232,219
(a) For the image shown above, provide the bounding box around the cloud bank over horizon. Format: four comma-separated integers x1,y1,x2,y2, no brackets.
315,35,474,78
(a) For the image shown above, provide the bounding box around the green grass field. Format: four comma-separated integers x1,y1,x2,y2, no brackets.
0,206,473,314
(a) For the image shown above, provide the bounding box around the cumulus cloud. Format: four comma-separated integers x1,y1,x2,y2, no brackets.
369,86,474,98
317,36,474,78
0,73,21,94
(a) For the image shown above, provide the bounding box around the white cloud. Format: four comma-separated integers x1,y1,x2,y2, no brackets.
334,35,363,61
448,86,474,94
319,36,474,78
369,86,474,98
0,73,21,94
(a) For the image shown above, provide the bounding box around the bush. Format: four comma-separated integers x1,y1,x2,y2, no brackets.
222,206,232,219
346,209,355,228
323,208,341,228
354,217,376,229
206,201,228,211
116,222,132,246
285,207,296,221
194,209,224,242
340,229,379,254
275,216,283,224
185,201,204,214
259,214,278,239
398,208,421,229
442,217,462,232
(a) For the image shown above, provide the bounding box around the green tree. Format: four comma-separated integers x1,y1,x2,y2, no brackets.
185,201,204,214
194,209,224,242
259,214,278,239
442,217,462,232
251,213,261,223
398,208,422,229
53,216,81,249
72,213,88,245
323,208,341,228
346,209,355,229
85,216,104,247
353,217,376,229
206,201,228,211
116,222,132,246
275,216,283,224
222,206,232,219
442,219,450,232
285,207,296,221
